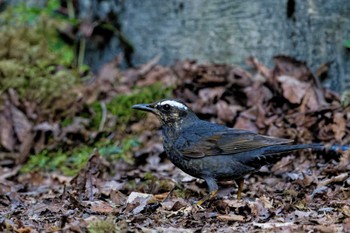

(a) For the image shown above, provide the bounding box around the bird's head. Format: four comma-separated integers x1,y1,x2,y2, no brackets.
132,99,197,127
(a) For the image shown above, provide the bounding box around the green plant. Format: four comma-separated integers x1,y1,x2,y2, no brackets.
20,148,89,176
99,138,140,164
90,82,172,130
21,138,140,176
0,0,79,106
88,216,117,233
344,39,350,49
107,83,172,123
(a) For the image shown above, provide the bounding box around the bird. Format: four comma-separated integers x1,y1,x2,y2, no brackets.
132,99,349,205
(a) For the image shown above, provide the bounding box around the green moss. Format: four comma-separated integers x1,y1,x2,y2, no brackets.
90,102,104,129
61,117,74,127
99,138,139,165
91,83,172,129
341,90,350,107
4,2,174,176
20,149,89,176
88,216,117,233
123,180,137,192
21,138,140,176
143,171,156,181
3,0,61,25
0,1,80,108
108,83,171,121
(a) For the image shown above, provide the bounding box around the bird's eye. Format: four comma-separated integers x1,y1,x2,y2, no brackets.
162,104,171,111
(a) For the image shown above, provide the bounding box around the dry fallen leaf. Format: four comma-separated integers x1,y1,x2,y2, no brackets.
217,214,245,222
332,112,346,141
85,200,116,214
274,55,312,82
1,55,349,232
10,104,32,143
216,100,241,122
277,75,309,104
125,192,155,214
253,222,294,229
318,173,348,187
0,105,15,151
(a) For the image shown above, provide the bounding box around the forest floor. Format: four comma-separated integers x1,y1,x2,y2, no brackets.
1,53,350,232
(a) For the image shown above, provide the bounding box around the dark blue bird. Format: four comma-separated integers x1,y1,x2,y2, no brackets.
132,99,349,204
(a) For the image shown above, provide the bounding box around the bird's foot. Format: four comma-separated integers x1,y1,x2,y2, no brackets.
195,190,218,207
236,178,244,200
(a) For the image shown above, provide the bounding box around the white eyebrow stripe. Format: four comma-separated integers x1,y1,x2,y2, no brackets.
158,100,188,110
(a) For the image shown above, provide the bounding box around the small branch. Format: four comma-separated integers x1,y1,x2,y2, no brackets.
67,0,75,20
78,38,86,72
99,102,107,131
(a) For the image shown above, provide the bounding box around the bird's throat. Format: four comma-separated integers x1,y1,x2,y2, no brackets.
162,121,182,140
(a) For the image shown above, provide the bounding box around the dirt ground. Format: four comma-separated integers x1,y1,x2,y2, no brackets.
1,57,350,232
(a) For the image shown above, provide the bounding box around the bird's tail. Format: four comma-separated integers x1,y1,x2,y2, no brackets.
239,143,349,168
263,143,350,155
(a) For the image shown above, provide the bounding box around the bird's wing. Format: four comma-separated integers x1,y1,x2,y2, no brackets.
179,129,293,158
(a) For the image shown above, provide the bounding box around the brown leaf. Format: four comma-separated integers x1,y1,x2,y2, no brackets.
274,55,312,82
85,200,116,214
161,198,187,211
332,112,346,141
10,104,32,143
79,20,98,38
198,87,225,103
100,180,124,195
277,75,309,104
228,66,253,87
317,118,336,141
271,156,294,174
221,199,247,208
217,214,245,222
299,87,320,111
110,190,127,206
60,117,90,140
234,108,259,131
122,55,161,86
126,192,155,215
296,172,316,187
315,62,331,78
137,54,161,76
344,218,350,232
0,166,20,181
335,151,350,171
234,117,258,132
216,101,241,122
0,103,15,151
16,227,33,233
318,173,348,187
247,56,273,81
245,83,273,107
33,122,60,137
95,56,120,88
70,151,110,200
8,88,20,106
342,206,350,218
253,222,294,229
18,133,34,164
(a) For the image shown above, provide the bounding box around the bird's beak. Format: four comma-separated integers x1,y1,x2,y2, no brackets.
132,103,155,113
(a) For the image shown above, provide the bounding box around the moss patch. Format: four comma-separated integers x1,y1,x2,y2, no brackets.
21,138,140,176
0,1,79,110
91,83,172,129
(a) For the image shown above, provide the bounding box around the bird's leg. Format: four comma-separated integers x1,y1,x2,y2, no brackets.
235,178,244,200
196,177,218,206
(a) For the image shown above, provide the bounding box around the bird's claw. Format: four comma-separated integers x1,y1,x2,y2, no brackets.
195,190,218,207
